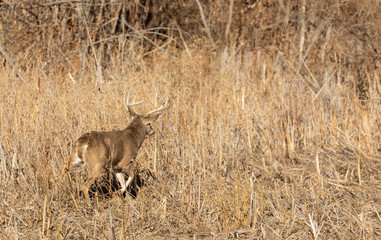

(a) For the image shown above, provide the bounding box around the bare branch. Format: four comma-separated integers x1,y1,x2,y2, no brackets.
195,0,214,45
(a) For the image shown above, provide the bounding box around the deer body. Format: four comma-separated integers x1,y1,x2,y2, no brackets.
63,97,169,202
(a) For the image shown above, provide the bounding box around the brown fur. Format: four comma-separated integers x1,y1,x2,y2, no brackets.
63,110,160,201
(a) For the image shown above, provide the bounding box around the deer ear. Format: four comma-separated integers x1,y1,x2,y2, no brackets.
128,107,138,118
144,113,160,124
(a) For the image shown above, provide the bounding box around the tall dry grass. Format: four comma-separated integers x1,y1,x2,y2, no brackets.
1,0,381,239
0,43,380,239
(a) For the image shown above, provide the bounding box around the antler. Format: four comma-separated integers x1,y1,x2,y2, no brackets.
124,87,144,111
147,97,170,115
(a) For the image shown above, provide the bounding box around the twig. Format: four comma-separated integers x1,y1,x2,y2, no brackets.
124,20,177,60
225,0,234,41
178,29,192,58
299,0,306,69
80,3,103,84
195,0,214,45
42,194,48,235
0,42,26,83
109,208,116,240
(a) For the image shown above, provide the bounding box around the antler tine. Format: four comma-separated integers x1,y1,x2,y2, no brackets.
124,87,144,111
147,97,170,115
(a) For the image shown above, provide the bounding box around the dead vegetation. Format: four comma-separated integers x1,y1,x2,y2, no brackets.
0,0,380,239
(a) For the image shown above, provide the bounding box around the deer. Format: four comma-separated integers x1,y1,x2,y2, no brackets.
62,89,169,202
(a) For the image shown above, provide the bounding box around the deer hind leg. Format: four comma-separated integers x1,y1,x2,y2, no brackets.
82,166,102,202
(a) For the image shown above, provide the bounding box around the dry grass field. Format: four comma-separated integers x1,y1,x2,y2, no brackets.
0,1,381,239
1,47,380,239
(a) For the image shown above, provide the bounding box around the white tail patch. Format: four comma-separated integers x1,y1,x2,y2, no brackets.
72,143,88,167
72,152,82,166
81,144,88,163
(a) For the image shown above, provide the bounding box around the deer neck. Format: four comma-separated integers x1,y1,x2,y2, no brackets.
124,118,147,148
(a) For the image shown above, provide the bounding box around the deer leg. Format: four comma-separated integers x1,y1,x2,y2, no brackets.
116,172,126,192
123,166,135,192
115,162,134,193
82,168,101,202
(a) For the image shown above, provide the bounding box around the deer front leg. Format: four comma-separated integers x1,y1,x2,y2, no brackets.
124,166,135,191
115,161,135,193
116,172,126,192
116,170,134,193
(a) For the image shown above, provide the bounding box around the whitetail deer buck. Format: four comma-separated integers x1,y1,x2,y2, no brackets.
62,89,169,202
